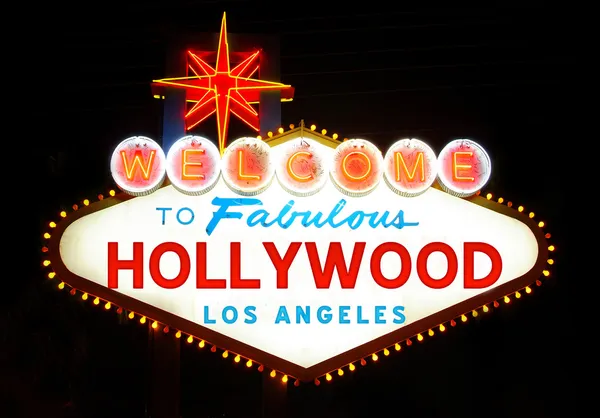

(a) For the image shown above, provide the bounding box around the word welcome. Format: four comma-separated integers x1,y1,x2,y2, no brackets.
107,241,503,290
193,305,407,325
110,135,492,198
156,197,419,235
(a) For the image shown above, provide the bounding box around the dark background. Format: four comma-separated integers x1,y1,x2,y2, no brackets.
6,1,572,417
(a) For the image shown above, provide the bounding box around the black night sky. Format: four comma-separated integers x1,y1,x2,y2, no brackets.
8,2,573,417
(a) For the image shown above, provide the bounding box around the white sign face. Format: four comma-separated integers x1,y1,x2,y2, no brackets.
58,136,540,371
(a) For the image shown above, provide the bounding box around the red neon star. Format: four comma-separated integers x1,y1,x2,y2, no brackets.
152,12,294,154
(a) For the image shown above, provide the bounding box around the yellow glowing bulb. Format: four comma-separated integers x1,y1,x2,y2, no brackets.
333,133,339,140
326,373,332,381
498,197,504,203
187,335,193,343
48,272,56,279
246,359,252,367
93,297,100,305
140,316,146,324
104,302,111,310
321,129,327,135
282,375,288,383
234,355,241,363
439,324,446,332
517,205,524,212
60,211,67,218
529,212,534,218
548,245,555,251
152,321,158,329
83,199,90,206
199,340,205,348
547,259,554,265
175,331,181,338
267,131,273,138
49,221,56,228
256,135,262,140
310,124,316,131
486,193,492,200
128,311,134,319
337,368,343,376
270,370,276,378
109,190,115,196
472,310,478,317
395,343,401,351
417,333,424,341
222,350,229,358
372,353,378,361
58,282,65,290
543,270,550,277
428,329,434,336
515,291,522,299
43,232,51,239
278,127,284,134
43,260,51,266
82,292,88,300
525,286,532,294
461,314,467,322
504,295,510,303
483,305,489,313
383,348,389,356
349,363,356,371
538,221,545,227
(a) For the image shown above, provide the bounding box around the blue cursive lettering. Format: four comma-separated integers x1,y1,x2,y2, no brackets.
205,197,418,235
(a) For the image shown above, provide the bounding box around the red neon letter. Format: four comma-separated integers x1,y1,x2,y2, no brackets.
230,242,260,289
464,242,502,288
417,242,458,289
107,242,144,289
341,152,372,181
305,242,365,289
148,242,190,289
370,242,412,289
195,242,226,289
237,150,261,180
120,150,156,181
181,149,205,180
395,151,425,182
263,242,302,289
452,151,475,182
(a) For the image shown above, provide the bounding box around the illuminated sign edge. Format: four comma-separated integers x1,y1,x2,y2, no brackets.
44,190,550,382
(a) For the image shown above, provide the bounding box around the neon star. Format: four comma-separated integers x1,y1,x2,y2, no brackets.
152,12,294,154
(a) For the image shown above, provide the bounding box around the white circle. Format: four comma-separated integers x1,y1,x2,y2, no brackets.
437,139,492,197
166,136,221,195
383,138,438,197
221,137,274,196
110,136,166,196
329,139,384,197
274,137,328,196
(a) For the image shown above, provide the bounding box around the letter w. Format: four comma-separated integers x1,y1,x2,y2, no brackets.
305,242,365,289
121,150,156,180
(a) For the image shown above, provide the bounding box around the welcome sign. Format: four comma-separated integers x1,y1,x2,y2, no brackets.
44,126,549,383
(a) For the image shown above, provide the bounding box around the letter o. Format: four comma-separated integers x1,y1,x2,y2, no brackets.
417,242,458,289
222,306,239,324
330,139,383,197
176,207,195,225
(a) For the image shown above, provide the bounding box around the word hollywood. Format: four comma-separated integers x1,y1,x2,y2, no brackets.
110,135,492,198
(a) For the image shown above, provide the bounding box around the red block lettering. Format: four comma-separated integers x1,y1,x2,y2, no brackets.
370,242,412,289
195,242,226,288
417,242,458,289
263,242,302,289
107,242,144,289
149,242,190,289
306,242,365,289
464,242,502,288
230,242,260,289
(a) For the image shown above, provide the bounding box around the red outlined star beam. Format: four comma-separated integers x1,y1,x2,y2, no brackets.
152,12,294,154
